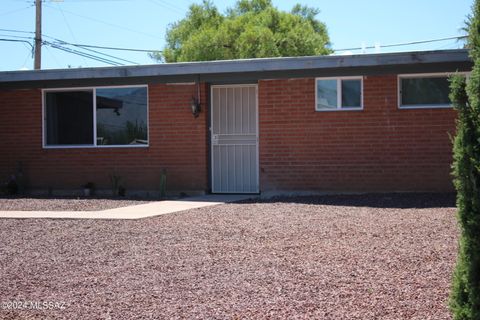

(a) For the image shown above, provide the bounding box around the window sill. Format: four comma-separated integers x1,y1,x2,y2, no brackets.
315,108,364,112
43,144,149,149
398,105,453,110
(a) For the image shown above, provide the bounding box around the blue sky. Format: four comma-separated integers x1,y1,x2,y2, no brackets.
0,0,473,71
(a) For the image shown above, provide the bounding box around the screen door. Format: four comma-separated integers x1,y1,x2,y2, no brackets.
211,85,259,193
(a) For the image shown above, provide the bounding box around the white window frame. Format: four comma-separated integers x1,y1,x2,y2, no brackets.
398,72,468,109
42,85,149,149
315,76,364,112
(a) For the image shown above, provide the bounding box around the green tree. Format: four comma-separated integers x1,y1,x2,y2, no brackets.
449,1,480,319
151,0,331,62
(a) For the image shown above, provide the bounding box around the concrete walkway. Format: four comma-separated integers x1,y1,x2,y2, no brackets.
0,194,256,220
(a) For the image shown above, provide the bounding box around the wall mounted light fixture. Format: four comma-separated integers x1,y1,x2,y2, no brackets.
191,79,201,118
191,96,200,118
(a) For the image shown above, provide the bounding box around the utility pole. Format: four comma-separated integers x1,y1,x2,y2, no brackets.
34,0,42,70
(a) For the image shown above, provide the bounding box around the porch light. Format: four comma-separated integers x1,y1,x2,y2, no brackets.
191,96,201,118
191,79,201,118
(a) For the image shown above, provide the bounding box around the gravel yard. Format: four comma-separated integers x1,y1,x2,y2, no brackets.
0,193,458,319
0,196,151,211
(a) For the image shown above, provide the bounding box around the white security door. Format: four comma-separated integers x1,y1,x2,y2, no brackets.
211,85,259,193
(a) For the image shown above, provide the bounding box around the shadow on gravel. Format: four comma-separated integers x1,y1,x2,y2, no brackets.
238,193,456,209
0,195,157,201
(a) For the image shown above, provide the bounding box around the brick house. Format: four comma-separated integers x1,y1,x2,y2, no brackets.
0,49,472,195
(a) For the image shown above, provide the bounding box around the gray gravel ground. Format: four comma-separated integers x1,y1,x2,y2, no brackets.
0,196,150,211
0,193,457,319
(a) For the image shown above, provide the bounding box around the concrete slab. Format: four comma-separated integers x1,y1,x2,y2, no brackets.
0,194,256,220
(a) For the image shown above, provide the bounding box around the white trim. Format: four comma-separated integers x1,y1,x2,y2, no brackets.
210,84,259,88
255,84,259,193
42,85,149,149
397,72,469,109
41,88,45,148
315,76,364,112
43,144,149,149
93,88,97,147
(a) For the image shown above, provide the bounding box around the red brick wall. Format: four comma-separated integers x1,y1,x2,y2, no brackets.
0,84,209,194
0,75,457,194
258,75,456,192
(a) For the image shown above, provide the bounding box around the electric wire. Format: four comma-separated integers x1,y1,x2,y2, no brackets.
42,34,139,64
0,4,34,17
0,28,161,52
0,38,34,51
148,0,185,15
0,29,139,65
65,43,161,53
0,27,468,67
45,41,124,66
51,39,139,64
0,27,466,54
334,35,467,52
55,1,88,65
43,3,163,40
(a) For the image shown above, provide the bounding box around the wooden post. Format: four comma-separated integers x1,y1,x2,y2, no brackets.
34,0,42,70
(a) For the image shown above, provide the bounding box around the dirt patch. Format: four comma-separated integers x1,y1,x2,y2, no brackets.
0,193,458,319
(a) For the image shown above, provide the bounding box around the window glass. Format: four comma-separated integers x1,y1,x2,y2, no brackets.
316,79,337,110
45,91,94,145
44,86,148,147
401,77,450,106
96,87,148,145
341,79,361,108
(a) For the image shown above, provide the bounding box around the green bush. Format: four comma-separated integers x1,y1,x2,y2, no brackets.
449,2,480,316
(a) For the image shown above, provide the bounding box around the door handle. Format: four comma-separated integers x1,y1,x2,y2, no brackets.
212,134,219,145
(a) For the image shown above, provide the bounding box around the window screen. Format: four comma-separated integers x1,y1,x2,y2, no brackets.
400,77,451,107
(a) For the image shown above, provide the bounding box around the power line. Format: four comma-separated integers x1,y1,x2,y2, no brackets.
49,38,139,64
44,39,131,65
44,45,62,68
41,33,140,64
0,26,468,67
0,33,33,39
1,27,465,55
0,28,34,34
49,0,132,2
68,43,161,53
334,35,467,52
55,1,88,66
45,41,124,66
148,0,185,15
0,32,131,66
0,4,34,18
0,38,34,51
0,28,161,52
0,30,143,64
43,3,163,40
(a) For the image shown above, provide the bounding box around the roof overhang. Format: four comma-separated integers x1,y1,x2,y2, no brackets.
0,49,472,89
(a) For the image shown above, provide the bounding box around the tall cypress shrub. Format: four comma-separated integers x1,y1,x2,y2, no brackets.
450,1,480,319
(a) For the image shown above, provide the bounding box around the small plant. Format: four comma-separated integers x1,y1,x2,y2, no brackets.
109,171,122,197
83,182,95,189
118,185,126,197
15,162,26,194
82,182,95,196
1,162,27,196
159,169,167,199
6,175,18,195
